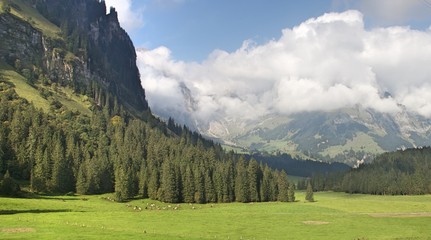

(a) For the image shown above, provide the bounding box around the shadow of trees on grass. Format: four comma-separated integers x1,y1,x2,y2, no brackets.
0,209,80,215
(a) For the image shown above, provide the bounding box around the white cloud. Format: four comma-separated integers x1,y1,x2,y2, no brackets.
137,10,431,128
105,0,145,31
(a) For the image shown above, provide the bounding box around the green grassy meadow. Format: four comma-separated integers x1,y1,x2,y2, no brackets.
1,192,431,239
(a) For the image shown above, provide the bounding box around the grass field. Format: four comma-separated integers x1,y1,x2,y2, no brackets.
1,192,430,239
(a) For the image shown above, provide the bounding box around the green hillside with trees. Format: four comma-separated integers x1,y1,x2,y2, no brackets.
0,0,296,203
0,87,296,203
310,147,431,195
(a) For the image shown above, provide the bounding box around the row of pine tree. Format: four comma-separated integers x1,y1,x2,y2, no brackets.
0,84,296,202
310,148,431,195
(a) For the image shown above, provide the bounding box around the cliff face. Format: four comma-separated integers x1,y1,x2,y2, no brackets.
0,13,43,67
0,0,148,112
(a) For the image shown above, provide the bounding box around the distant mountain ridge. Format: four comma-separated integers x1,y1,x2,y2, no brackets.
151,80,431,165
209,106,431,165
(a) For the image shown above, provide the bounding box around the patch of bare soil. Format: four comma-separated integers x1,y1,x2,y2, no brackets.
302,221,330,225
368,212,431,218
1,228,35,233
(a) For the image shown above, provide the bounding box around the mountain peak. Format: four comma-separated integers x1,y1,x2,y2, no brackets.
39,0,148,112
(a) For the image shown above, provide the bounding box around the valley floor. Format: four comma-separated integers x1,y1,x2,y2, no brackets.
1,192,431,239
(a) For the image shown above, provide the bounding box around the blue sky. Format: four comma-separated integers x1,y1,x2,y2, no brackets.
107,0,431,62
133,0,332,61
105,0,431,127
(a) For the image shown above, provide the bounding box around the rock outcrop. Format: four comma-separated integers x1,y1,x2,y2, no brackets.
0,0,148,113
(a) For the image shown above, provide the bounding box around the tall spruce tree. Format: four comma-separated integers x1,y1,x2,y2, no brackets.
194,165,206,203
182,165,195,203
114,159,134,202
235,156,249,203
277,170,289,202
288,183,296,202
138,163,149,198
306,180,314,202
50,133,74,193
260,165,273,202
248,159,260,202
148,168,159,200
204,169,216,203
160,161,179,203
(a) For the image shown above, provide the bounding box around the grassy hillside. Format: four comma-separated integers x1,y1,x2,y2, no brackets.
0,62,50,111
1,0,61,38
0,62,92,115
322,132,384,158
1,192,431,239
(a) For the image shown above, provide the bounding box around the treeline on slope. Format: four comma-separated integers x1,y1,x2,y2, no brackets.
0,85,295,203
310,148,431,195
250,153,350,178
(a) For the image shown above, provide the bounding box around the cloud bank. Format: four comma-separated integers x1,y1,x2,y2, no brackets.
137,10,431,128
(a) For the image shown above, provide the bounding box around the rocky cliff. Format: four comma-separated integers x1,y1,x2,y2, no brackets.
0,0,148,113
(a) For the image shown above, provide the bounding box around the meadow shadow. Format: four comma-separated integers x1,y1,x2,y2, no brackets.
0,209,81,215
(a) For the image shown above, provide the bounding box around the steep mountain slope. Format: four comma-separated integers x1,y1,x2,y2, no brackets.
0,0,148,115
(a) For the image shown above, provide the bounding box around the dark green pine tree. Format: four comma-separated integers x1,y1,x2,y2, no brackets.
0,170,20,196
182,165,195,203
8,109,27,178
193,166,206,204
277,170,289,202
288,183,296,202
114,159,134,202
148,168,160,200
76,161,89,195
31,145,47,193
213,164,224,203
222,161,235,203
235,156,249,203
160,160,180,203
50,134,74,193
138,163,149,198
95,133,114,193
247,159,260,202
204,169,216,203
25,122,40,178
306,180,314,202
260,165,272,202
